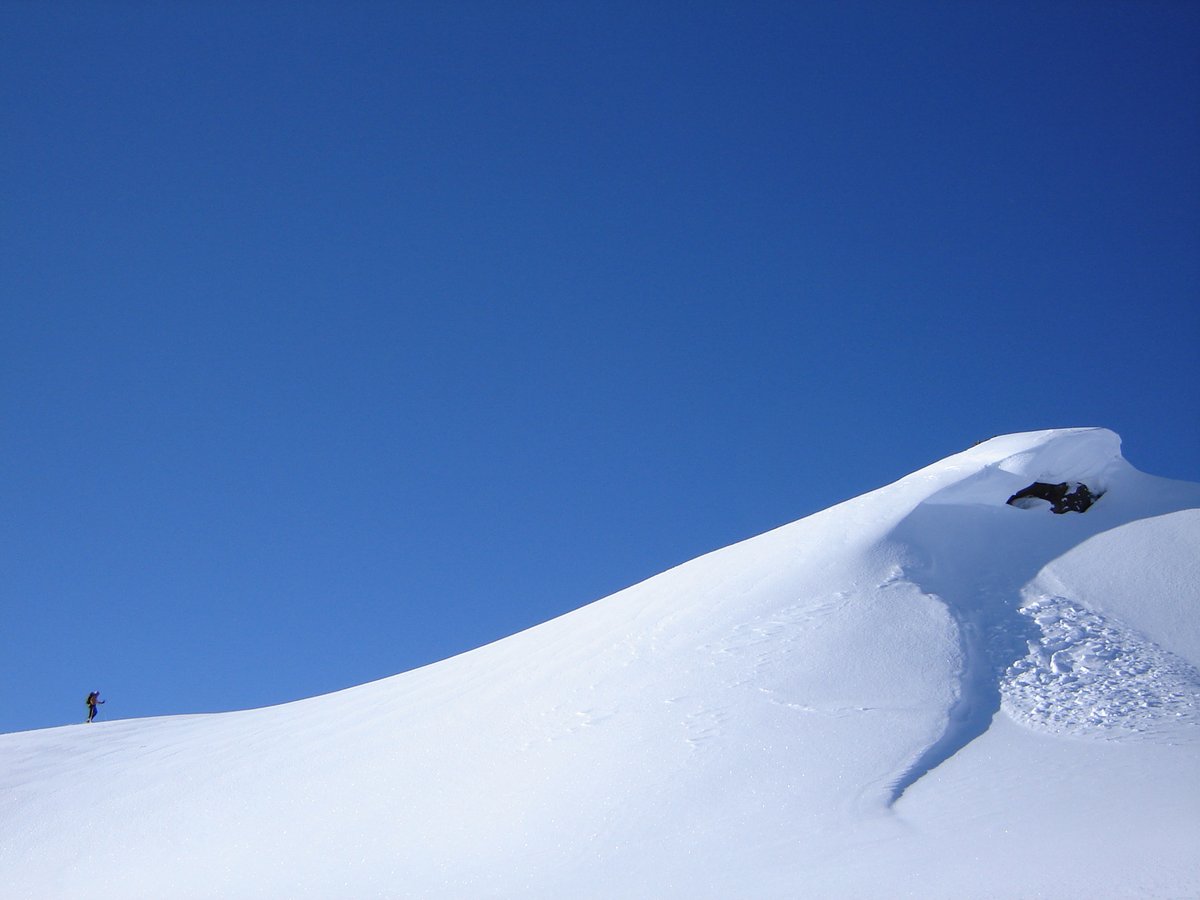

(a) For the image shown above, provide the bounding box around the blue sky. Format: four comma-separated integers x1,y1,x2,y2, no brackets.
3,1,1197,734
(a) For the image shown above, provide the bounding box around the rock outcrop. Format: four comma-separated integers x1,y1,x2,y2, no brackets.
1006,481,1101,514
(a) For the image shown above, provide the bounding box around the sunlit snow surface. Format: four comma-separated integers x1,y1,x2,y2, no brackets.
2,428,1198,898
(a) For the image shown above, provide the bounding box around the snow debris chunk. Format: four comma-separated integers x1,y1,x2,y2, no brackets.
1002,594,1200,740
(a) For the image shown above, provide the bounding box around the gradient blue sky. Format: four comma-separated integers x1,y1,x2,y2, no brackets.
3,1,1198,734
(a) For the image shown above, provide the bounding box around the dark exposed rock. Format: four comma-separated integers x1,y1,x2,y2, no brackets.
1006,481,1102,514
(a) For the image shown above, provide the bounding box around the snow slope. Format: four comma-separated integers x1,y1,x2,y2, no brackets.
2,428,1197,898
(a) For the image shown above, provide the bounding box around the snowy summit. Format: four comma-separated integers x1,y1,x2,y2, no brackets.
2,428,1198,898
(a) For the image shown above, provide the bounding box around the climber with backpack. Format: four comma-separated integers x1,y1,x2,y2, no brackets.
86,691,104,723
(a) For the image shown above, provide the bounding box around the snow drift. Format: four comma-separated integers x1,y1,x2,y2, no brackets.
2,428,1198,898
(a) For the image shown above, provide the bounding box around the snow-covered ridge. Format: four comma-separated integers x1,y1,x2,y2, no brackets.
2,428,1197,899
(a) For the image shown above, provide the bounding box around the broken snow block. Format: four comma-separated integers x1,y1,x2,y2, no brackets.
1006,481,1101,514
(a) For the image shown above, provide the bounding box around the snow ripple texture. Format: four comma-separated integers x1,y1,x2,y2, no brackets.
1002,594,1200,740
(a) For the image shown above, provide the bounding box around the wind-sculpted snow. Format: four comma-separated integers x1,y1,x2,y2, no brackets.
2,428,1198,899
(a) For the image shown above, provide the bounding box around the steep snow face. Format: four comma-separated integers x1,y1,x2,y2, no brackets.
1,428,1197,899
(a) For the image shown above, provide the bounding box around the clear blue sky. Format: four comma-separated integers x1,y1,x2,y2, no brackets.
3,1,1197,734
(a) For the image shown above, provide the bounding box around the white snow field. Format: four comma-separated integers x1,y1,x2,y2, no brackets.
2,428,1198,899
